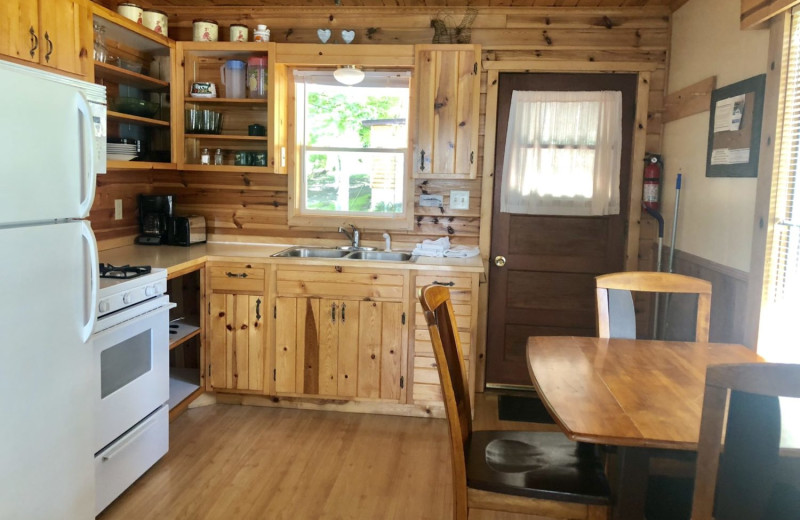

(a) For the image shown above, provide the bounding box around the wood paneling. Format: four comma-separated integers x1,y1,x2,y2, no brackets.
91,5,669,255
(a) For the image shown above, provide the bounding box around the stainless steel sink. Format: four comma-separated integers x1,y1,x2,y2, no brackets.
272,246,414,262
345,251,414,262
271,247,350,258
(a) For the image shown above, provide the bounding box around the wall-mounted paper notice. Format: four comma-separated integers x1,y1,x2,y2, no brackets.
713,94,746,133
710,147,750,165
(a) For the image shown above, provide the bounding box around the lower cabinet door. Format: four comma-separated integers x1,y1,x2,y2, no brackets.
209,292,265,392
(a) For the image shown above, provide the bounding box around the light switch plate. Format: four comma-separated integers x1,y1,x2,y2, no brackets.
114,199,123,220
420,194,444,207
450,190,470,210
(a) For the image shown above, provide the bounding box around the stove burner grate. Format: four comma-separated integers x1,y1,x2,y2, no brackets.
99,263,152,279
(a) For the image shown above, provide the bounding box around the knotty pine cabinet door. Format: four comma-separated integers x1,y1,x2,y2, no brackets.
414,44,480,179
207,264,268,393
275,297,404,402
1,0,87,76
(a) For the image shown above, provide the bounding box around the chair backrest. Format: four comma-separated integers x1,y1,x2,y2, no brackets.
692,363,800,520
419,284,472,518
595,271,712,342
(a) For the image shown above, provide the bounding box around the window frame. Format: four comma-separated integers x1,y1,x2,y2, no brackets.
287,66,415,230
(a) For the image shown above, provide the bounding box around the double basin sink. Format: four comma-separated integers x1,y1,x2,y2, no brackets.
272,246,414,262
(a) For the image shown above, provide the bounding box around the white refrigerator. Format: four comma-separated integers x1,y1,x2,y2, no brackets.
0,61,106,519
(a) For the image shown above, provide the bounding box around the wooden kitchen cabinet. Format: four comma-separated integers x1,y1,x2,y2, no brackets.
274,266,408,402
206,263,268,393
177,42,287,174
411,272,479,407
1,0,88,76
413,44,481,179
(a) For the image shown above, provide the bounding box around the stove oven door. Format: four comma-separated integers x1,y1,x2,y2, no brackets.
93,296,171,453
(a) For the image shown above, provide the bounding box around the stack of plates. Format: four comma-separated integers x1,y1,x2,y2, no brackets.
107,138,141,161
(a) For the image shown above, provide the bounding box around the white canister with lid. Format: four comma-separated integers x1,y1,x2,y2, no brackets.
193,19,219,42
229,24,248,42
117,3,143,24
254,24,270,42
142,9,168,36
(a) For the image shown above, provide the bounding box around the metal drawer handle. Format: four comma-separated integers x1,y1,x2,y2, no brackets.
29,27,38,58
226,272,248,278
419,150,426,171
432,281,455,287
44,32,53,62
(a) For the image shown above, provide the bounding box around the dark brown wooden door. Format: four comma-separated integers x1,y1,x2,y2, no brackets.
486,73,637,387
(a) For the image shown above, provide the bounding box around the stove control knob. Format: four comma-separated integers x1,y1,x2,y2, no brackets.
123,293,132,305
98,300,110,313
145,285,157,297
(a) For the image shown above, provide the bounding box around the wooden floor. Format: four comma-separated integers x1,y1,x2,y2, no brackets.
99,393,559,520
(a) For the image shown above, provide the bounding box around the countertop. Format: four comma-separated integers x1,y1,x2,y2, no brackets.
98,242,486,278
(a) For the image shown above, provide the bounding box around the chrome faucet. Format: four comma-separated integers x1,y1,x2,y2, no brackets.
338,225,360,249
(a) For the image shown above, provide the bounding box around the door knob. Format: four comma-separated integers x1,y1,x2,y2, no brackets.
494,255,506,267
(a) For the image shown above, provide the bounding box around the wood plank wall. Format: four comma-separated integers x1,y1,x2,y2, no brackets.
90,6,670,253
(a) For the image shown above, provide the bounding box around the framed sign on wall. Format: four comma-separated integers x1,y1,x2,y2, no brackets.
705,74,766,178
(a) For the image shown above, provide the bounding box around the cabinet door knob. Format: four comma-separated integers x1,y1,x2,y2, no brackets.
494,255,506,267
29,27,38,58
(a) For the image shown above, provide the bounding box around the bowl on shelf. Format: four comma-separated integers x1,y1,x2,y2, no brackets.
111,97,159,118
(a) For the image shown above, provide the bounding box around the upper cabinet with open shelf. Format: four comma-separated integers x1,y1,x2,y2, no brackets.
90,3,176,171
177,42,287,174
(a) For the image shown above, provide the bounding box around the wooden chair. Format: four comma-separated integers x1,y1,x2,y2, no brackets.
419,285,610,520
595,271,712,342
692,363,800,519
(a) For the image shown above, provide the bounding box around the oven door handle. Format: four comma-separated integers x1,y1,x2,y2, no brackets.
81,221,99,342
92,300,176,341
100,406,164,462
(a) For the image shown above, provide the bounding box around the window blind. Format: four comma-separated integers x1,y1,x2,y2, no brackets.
759,9,800,362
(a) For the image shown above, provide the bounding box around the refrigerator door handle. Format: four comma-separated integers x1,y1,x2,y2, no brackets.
76,92,97,218
81,221,99,342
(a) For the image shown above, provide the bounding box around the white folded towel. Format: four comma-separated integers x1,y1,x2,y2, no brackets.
444,246,480,258
412,237,451,257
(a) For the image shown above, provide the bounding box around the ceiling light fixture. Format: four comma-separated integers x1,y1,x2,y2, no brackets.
333,65,365,86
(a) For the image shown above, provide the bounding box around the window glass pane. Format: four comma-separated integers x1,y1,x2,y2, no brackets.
305,151,404,213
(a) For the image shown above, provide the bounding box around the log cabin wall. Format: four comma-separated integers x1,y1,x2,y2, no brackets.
91,5,670,255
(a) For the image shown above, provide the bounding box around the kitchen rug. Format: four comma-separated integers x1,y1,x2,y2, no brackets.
497,395,556,424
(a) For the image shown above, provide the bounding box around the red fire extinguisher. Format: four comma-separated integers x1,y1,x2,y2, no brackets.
643,154,662,210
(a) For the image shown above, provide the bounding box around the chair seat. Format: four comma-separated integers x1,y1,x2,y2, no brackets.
465,430,611,505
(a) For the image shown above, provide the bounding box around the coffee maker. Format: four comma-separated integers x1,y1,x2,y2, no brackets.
137,195,174,245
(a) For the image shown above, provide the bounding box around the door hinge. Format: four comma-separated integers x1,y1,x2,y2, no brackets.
401,312,406,325
274,305,277,319
400,375,404,389
208,302,211,314
208,364,212,378
273,368,276,381
473,62,478,75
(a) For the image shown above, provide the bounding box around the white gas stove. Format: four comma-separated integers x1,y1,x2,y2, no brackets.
96,265,168,332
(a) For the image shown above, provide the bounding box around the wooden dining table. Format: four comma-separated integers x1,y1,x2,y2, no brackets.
526,336,763,520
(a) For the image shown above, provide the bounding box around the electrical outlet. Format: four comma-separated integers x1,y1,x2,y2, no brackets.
114,199,123,220
450,190,470,210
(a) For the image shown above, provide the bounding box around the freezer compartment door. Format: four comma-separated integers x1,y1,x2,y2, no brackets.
0,220,96,519
0,61,103,224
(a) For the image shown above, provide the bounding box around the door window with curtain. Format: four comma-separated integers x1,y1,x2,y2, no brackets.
500,90,622,216
759,10,800,363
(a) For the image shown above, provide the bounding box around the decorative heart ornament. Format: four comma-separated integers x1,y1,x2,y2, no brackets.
317,29,331,43
341,30,355,44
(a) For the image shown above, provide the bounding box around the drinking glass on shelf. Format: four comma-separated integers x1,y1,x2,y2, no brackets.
93,24,107,63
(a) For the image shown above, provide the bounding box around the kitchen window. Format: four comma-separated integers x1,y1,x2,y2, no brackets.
289,69,412,228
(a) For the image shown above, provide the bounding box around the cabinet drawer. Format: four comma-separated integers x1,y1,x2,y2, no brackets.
414,274,473,303
412,356,469,403
276,267,405,300
95,405,168,515
414,329,470,358
209,266,265,292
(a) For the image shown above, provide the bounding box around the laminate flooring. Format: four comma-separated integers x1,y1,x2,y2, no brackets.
99,393,557,520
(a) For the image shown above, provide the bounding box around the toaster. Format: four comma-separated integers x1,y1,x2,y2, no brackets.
167,215,206,246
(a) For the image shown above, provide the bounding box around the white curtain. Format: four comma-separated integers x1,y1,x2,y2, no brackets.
500,90,623,216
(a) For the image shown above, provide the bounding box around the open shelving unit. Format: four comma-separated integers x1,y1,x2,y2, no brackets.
177,41,287,174
90,3,176,171
166,267,205,420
